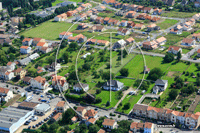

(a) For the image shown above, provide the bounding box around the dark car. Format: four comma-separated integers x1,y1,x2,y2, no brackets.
36,124,39,127
32,125,36,128
28,126,31,129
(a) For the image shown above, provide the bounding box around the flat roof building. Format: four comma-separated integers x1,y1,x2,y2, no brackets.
0,106,34,133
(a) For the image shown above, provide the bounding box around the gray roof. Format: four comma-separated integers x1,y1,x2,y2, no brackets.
155,79,168,85
74,83,89,88
29,53,40,60
0,66,8,73
0,106,31,129
103,80,124,88
133,104,148,111
18,57,31,65
35,103,50,112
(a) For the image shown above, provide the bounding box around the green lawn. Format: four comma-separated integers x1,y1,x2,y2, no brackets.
69,122,79,129
194,103,200,113
52,0,63,6
161,11,197,18
20,21,78,40
157,19,179,30
94,90,120,109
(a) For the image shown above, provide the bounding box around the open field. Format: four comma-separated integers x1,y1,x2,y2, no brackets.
52,0,63,6
194,103,200,113
161,11,197,18
157,19,179,30
20,21,78,40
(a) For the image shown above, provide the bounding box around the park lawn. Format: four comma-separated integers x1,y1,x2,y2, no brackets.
157,19,179,30
161,11,197,18
20,21,78,40
68,0,82,2
69,122,79,129
94,90,120,109
52,0,63,6
115,78,135,87
194,103,200,113
182,48,191,54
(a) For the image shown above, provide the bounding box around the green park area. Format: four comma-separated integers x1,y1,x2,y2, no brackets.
157,19,179,30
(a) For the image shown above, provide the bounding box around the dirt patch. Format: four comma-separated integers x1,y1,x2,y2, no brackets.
105,10,113,13
130,32,146,38
167,71,181,77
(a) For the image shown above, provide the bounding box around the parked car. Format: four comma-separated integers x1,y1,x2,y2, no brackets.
28,126,31,129
32,125,36,128
32,116,38,121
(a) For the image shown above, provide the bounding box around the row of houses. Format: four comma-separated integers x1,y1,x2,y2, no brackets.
132,104,200,129
170,18,195,35
142,37,167,50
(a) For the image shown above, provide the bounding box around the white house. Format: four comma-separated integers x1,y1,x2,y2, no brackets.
168,46,182,55
36,42,48,50
7,62,16,71
171,111,179,123
0,87,13,102
117,28,130,36
5,72,14,81
20,46,31,54
59,32,73,39
181,38,196,46
102,119,117,129
119,20,128,27
22,38,33,46
73,83,89,92
30,76,48,90
55,101,67,113
52,75,68,91
113,39,126,49
156,37,167,46
102,80,124,91
153,79,168,94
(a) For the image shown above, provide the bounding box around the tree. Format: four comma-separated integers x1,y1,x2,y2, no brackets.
88,124,100,133
96,89,101,94
41,123,49,132
82,63,91,71
123,103,130,110
177,51,182,61
69,42,78,51
147,68,163,81
79,123,87,133
102,71,114,81
48,123,59,133
119,68,129,77
106,101,110,107
95,97,102,103
168,89,178,100
61,108,76,124
163,53,174,63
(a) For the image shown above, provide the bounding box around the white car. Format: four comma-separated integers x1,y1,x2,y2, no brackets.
32,116,38,121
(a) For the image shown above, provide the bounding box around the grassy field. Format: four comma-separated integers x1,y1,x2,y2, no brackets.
194,103,200,113
52,0,63,6
20,21,78,40
161,11,197,18
157,19,179,30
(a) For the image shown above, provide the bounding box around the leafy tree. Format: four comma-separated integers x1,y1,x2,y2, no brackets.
177,51,182,61
147,68,163,81
61,108,76,124
119,68,129,77
123,103,130,110
88,124,100,133
48,123,59,133
102,71,114,81
168,89,178,100
106,101,110,107
69,42,78,51
96,89,101,94
163,53,174,63
95,97,102,103
82,63,91,71
41,123,49,132
95,117,105,127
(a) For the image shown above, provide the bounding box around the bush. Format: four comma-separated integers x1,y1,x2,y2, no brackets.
96,89,101,94
106,101,110,107
123,103,131,110
95,97,102,103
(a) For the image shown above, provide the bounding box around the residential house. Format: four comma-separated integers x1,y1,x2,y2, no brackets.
97,40,109,46
30,76,48,90
76,13,87,21
130,122,144,132
73,83,89,92
132,104,148,117
51,113,62,122
156,37,167,45
192,33,200,42
59,32,73,39
97,129,105,133
113,39,126,49
125,37,135,45
5,72,14,81
67,10,77,17
127,21,135,28
151,17,161,22
170,111,179,123
129,4,138,11
144,66,150,74
147,24,159,31
60,1,77,7
166,0,175,6
102,0,116,5
18,57,31,66
143,7,153,13
122,4,129,10
147,106,160,119
144,122,156,133
102,80,124,91
104,17,111,24
77,23,88,30
0,67,9,80
54,13,67,22
22,38,33,46
168,46,182,54
177,112,185,124
153,79,168,94
119,20,128,27
36,42,48,50
136,13,147,20
56,101,67,113
193,13,200,20
108,19,120,26
87,39,97,44
137,6,144,12
32,38,45,46
76,34,87,43
117,28,130,36
90,15,98,21
126,11,136,18
7,62,16,71
95,17,104,24
0,87,13,102
102,119,117,129
96,6,106,12
13,68,26,79
84,109,98,119
197,49,200,57
52,75,68,91
153,8,163,15
49,62,61,71
95,25,106,32
40,47,53,54
142,41,158,50
115,10,126,16
37,66,46,74
134,23,145,29
76,7,84,12
181,38,196,46
86,118,97,126
76,106,87,118
23,76,32,85
185,113,200,129
114,2,122,8
20,46,31,54
182,21,192,31
170,25,182,34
